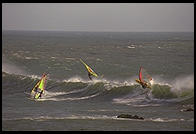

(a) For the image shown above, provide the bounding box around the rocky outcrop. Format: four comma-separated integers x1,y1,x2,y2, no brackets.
117,114,144,120
180,105,194,112
180,107,194,112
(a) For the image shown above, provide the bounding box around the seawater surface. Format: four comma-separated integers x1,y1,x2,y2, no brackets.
2,31,194,131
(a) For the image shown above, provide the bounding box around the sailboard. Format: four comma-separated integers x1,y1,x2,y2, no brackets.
30,73,47,99
135,67,152,89
80,59,98,78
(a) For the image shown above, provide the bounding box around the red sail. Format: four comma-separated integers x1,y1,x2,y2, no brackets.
139,67,152,83
139,67,143,82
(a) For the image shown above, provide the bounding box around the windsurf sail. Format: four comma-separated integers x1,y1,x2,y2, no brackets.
139,67,152,84
31,74,47,97
80,59,98,77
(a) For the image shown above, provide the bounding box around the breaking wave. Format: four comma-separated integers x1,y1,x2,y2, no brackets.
2,71,194,105
3,115,193,123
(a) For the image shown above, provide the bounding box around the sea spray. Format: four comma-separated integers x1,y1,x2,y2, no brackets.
2,62,27,75
171,74,194,98
171,74,194,91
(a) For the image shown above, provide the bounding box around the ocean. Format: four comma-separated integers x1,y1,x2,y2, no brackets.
2,31,194,131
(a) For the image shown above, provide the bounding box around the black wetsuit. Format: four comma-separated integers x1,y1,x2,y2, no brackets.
34,88,43,99
38,90,43,98
88,72,92,80
142,85,146,89
34,87,38,92
141,80,148,89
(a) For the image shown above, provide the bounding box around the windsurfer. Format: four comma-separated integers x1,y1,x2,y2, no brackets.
35,89,44,99
141,82,148,89
88,72,92,80
80,59,98,80
31,73,47,99
135,67,152,89
135,78,149,89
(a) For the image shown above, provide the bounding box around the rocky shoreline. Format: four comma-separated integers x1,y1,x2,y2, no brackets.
117,114,144,120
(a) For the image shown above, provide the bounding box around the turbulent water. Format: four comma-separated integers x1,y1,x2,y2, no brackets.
2,31,194,131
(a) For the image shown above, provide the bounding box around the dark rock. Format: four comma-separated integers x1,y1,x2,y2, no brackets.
117,114,144,120
180,108,194,112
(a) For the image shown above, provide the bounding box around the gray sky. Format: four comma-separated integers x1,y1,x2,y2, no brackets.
2,3,194,32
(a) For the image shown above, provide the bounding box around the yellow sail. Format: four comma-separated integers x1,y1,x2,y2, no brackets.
80,59,98,77
31,74,47,98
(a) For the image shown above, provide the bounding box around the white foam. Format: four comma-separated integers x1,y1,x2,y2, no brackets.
149,75,172,86
4,115,188,123
63,76,89,83
2,62,27,75
131,104,160,107
171,74,194,92
35,93,100,102
28,74,41,80
62,76,137,90
4,115,114,121
65,57,76,60
25,57,38,60
127,45,135,49
43,88,87,97
149,118,185,122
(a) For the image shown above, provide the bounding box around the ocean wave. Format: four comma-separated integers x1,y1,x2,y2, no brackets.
147,118,187,122
33,92,100,102
3,115,117,121
3,115,192,123
127,45,135,49
3,72,194,104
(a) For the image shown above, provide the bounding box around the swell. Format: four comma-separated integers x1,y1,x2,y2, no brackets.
3,115,193,123
2,72,194,104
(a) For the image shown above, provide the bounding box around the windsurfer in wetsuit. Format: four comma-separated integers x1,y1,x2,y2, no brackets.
141,83,147,89
33,88,43,99
80,59,98,81
34,73,47,99
135,67,152,89
142,77,152,89
34,86,38,92
88,72,92,80
38,90,44,98
141,81,149,89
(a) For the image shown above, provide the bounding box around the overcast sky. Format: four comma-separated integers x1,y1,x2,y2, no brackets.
2,3,194,32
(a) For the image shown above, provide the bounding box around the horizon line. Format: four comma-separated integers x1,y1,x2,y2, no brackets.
2,29,194,33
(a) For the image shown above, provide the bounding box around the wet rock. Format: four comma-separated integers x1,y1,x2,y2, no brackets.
180,107,194,112
180,105,194,112
117,114,144,120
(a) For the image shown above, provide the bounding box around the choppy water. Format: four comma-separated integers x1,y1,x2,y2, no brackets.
2,31,194,131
